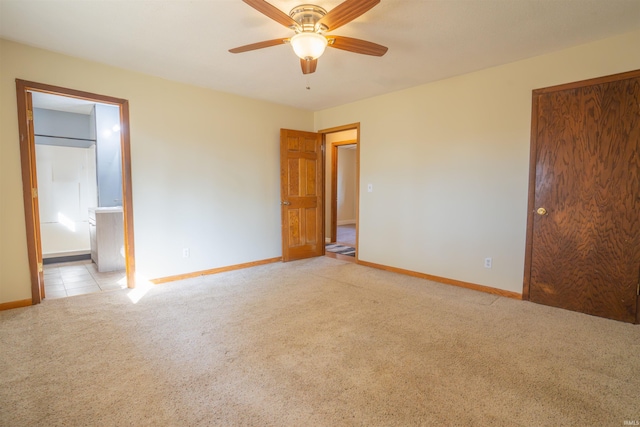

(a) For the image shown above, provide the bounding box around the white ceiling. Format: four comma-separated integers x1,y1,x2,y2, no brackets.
1,0,639,111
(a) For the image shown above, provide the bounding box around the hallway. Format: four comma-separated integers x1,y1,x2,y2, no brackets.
336,224,355,246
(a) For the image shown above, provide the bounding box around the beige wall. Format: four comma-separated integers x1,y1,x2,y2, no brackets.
0,39,313,304
337,147,357,224
314,30,640,294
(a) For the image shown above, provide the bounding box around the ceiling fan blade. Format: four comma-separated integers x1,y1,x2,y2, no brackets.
242,0,299,29
318,0,380,31
229,38,288,54
328,36,388,56
301,58,318,74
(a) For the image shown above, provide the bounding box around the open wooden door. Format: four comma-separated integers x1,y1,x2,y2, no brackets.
18,91,45,303
524,70,640,323
280,129,324,262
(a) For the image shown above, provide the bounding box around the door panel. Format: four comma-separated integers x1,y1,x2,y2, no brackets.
528,74,640,323
305,159,316,195
281,129,324,261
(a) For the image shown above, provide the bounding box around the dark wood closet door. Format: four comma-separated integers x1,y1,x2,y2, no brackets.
528,73,640,323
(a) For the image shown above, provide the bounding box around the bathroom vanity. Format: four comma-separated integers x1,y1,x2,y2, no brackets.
88,207,125,272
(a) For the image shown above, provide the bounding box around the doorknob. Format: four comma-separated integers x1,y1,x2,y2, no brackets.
536,207,547,216
281,201,291,206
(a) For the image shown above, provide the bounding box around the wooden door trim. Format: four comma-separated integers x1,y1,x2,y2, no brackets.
318,123,360,134
523,70,640,324
522,92,540,301
15,79,136,304
330,140,357,243
532,69,640,94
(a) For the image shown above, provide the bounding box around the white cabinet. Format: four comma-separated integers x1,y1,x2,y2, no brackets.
88,207,125,272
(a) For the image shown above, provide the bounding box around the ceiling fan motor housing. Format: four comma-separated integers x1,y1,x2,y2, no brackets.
289,4,328,33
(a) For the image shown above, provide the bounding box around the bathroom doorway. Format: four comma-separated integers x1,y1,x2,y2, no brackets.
33,92,126,298
16,80,136,304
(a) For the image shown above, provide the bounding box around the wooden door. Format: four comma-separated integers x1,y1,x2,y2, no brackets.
280,129,324,262
24,92,45,301
525,71,640,323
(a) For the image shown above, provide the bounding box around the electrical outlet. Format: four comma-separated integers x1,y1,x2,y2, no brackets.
484,257,492,269
183,248,190,258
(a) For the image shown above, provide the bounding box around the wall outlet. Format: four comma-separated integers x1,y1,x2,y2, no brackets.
484,257,492,269
183,248,190,258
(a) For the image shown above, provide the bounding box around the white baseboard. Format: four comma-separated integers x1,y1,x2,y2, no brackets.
337,220,356,226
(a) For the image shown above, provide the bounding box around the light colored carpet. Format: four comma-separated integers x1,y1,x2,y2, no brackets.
1,257,639,426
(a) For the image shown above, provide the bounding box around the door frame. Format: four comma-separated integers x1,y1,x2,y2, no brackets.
330,140,358,244
319,123,360,260
15,79,136,304
522,69,640,323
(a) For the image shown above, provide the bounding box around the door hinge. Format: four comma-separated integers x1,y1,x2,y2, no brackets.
27,110,33,121
32,187,38,198
37,262,43,273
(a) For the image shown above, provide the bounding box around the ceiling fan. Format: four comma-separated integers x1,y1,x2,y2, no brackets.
229,0,388,75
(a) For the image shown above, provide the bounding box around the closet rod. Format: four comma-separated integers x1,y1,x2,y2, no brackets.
35,134,96,143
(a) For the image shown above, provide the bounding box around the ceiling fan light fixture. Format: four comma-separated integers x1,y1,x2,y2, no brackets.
290,32,328,60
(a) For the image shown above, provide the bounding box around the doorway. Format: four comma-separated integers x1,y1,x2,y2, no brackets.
331,143,357,244
279,123,360,263
323,125,359,262
15,80,136,304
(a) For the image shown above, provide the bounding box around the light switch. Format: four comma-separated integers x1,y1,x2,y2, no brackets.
367,184,373,192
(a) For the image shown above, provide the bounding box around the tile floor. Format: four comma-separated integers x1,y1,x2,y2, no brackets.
43,260,127,299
